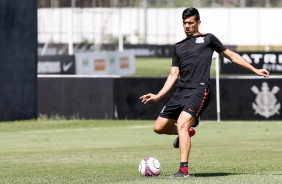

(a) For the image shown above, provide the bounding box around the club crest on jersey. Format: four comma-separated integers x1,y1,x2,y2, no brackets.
195,37,204,43
251,82,280,118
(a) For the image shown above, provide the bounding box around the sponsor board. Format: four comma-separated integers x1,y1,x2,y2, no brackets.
220,52,282,74
220,78,282,120
251,82,280,118
38,55,75,74
75,51,135,75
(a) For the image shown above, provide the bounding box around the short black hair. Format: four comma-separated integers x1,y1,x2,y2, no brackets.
182,7,200,21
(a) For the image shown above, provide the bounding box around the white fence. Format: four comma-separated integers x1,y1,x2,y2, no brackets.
38,8,282,46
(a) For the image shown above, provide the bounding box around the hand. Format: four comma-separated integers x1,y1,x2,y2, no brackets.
139,93,160,104
256,69,270,78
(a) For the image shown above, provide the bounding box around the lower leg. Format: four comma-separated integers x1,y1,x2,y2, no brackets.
172,134,191,178
179,124,191,162
177,112,196,171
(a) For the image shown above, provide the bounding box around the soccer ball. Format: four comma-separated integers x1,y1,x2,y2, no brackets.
138,157,161,176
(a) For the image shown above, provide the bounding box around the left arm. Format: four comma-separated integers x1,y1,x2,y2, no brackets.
220,49,269,77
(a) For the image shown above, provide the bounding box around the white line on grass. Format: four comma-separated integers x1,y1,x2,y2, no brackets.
10,125,152,134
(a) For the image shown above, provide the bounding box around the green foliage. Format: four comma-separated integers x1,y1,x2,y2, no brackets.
0,120,281,183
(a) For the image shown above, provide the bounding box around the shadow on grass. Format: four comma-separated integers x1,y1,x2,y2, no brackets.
192,172,239,177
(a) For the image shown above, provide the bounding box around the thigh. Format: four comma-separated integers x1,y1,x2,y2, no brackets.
183,87,210,119
154,116,177,130
181,87,210,127
159,89,183,120
177,111,196,129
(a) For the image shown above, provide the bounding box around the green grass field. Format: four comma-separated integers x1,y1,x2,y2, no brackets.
135,57,171,77
134,57,217,77
0,120,281,184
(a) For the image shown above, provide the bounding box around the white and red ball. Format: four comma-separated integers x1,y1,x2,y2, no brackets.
138,157,161,176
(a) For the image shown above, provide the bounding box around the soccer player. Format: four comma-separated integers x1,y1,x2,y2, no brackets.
139,7,269,177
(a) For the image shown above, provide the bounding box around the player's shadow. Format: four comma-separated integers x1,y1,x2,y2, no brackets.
192,172,238,177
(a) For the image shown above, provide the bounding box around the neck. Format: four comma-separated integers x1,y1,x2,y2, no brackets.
192,32,201,36
186,32,201,38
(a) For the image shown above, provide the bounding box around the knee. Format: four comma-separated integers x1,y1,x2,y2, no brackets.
177,118,193,132
153,124,164,134
153,117,176,135
177,121,189,132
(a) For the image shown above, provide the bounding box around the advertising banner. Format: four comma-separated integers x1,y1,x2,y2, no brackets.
220,78,282,120
116,51,136,75
38,55,75,74
38,76,282,120
220,52,282,75
75,51,135,75
38,77,114,119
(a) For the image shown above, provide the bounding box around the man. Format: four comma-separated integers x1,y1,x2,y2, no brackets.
139,7,269,177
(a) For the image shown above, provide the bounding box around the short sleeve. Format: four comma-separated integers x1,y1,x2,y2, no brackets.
172,44,179,66
209,34,227,53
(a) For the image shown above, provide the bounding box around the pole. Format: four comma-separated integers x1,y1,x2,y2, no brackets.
240,0,246,7
215,54,221,122
118,9,123,52
143,0,148,44
68,0,75,55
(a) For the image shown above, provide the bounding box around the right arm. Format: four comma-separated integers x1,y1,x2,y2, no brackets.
220,49,269,77
140,66,179,104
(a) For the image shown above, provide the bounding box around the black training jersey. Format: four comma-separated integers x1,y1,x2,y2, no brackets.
172,33,226,88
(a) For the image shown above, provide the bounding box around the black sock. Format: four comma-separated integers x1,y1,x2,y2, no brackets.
180,162,188,168
179,162,188,172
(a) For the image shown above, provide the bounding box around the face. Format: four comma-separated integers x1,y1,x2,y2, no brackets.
183,16,201,37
